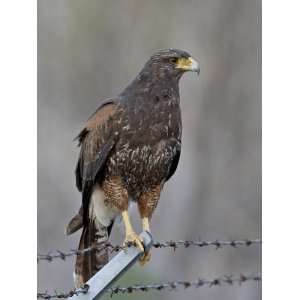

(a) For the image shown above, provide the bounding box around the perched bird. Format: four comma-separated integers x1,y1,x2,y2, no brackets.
66,48,199,287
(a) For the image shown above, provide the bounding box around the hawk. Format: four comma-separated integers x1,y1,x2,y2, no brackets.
66,49,199,287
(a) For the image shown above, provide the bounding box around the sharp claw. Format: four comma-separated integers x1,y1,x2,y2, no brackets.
139,251,151,266
123,232,145,253
136,239,144,252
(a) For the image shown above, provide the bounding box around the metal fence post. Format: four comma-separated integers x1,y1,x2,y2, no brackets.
69,231,153,300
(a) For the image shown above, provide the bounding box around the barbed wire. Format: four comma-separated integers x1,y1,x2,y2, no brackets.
109,273,261,296
37,285,89,299
37,238,261,263
37,273,261,299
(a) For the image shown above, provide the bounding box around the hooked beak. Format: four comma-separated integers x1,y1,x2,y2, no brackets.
188,57,200,75
176,56,200,75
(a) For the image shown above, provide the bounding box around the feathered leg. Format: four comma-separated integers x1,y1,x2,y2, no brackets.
137,185,161,265
103,177,144,252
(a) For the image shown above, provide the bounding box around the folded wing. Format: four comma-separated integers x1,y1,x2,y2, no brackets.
75,99,122,223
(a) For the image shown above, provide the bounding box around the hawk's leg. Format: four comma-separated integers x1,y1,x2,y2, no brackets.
102,177,144,252
142,217,150,232
121,210,144,252
138,185,161,266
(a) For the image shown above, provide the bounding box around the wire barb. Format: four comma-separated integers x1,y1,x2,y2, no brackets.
37,273,261,299
37,238,261,263
37,284,89,299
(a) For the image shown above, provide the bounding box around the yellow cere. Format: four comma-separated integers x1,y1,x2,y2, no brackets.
176,57,193,70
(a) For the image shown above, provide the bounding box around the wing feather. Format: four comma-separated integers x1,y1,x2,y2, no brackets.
75,100,122,222
166,145,181,181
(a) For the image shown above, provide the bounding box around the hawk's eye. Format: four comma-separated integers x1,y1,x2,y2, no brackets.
169,58,177,64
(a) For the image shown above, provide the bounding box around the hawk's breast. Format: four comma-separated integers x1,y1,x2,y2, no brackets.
105,91,181,196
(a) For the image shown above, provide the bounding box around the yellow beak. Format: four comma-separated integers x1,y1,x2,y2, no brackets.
176,57,200,75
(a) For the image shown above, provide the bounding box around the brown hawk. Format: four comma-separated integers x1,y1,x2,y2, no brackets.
66,48,199,287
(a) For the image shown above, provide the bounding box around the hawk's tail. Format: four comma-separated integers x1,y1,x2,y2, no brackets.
74,219,113,288
66,209,113,288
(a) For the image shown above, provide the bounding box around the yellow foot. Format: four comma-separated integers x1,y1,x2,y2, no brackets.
139,251,151,266
123,231,144,252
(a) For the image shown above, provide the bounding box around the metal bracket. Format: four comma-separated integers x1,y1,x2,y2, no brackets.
69,231,153,300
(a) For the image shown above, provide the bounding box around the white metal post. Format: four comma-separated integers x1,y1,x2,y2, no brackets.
69,231,153,300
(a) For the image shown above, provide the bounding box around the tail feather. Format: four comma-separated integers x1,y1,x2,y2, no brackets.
65,206,83,236
74,219,111,288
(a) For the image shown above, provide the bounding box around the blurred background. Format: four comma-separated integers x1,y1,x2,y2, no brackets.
38,1,261,299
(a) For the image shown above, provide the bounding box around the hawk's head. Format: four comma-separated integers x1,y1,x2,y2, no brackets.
146,48,200,79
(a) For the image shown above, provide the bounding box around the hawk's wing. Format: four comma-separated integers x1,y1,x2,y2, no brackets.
166,147,181,181
75,99,122,223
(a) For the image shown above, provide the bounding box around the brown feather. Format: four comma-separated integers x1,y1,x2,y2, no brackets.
74,220,109,288
75,101,118,146
71,49,198,287
75,100,123,222
85,102,118,130
65,206,83,235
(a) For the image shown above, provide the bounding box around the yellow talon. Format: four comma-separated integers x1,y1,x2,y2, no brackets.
139,251,151,266
122,210,144,252
123,231,144,252
139,217,151,266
